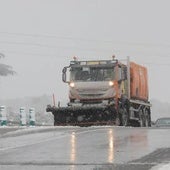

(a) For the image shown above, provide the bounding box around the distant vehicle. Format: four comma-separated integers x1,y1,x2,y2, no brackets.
155,117,170,127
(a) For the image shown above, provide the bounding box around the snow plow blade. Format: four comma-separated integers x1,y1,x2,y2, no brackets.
46,105,117,126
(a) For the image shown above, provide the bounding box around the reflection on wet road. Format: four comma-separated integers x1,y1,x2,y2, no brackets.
108,129,114,163
0,126,170,170
70,132,76,163
66,127,150,164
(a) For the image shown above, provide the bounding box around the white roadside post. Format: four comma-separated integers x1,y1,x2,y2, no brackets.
20,107,26,126
29,108,35,126
0,106,7,126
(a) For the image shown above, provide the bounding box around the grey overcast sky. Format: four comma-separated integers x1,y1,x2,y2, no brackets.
0,0,170,103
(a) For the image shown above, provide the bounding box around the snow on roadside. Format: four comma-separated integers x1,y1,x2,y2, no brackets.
151,163,170,170
0,126,79,152
0,125,80,137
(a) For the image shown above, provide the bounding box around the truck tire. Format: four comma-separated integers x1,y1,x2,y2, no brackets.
139,109,145,127
120,108,129,126
144,109,151,127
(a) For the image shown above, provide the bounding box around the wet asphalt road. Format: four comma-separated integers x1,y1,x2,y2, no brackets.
0,126,170,170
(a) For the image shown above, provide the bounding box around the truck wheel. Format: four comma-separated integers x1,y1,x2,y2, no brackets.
120,108,129,126
144,109,151,127
139,110,145,127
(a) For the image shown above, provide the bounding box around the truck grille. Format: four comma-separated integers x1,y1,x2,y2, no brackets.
79,93,104,98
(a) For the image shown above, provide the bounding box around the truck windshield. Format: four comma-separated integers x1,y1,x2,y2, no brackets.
70,67,115,82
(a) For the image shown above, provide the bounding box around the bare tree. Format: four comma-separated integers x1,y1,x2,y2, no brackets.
0,53,16,76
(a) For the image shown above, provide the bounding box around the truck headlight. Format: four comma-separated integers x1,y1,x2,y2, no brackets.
109,81,114,86
69,82,75,88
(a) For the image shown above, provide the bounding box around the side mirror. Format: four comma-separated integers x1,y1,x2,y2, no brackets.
62,66,70,83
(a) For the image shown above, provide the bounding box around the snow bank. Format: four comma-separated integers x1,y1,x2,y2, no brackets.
151,163,170,170
0,125,80,137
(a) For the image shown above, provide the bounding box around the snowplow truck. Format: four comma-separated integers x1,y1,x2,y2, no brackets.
46,57,151,127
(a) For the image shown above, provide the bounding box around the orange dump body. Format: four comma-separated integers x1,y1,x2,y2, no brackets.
130,62,148,101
